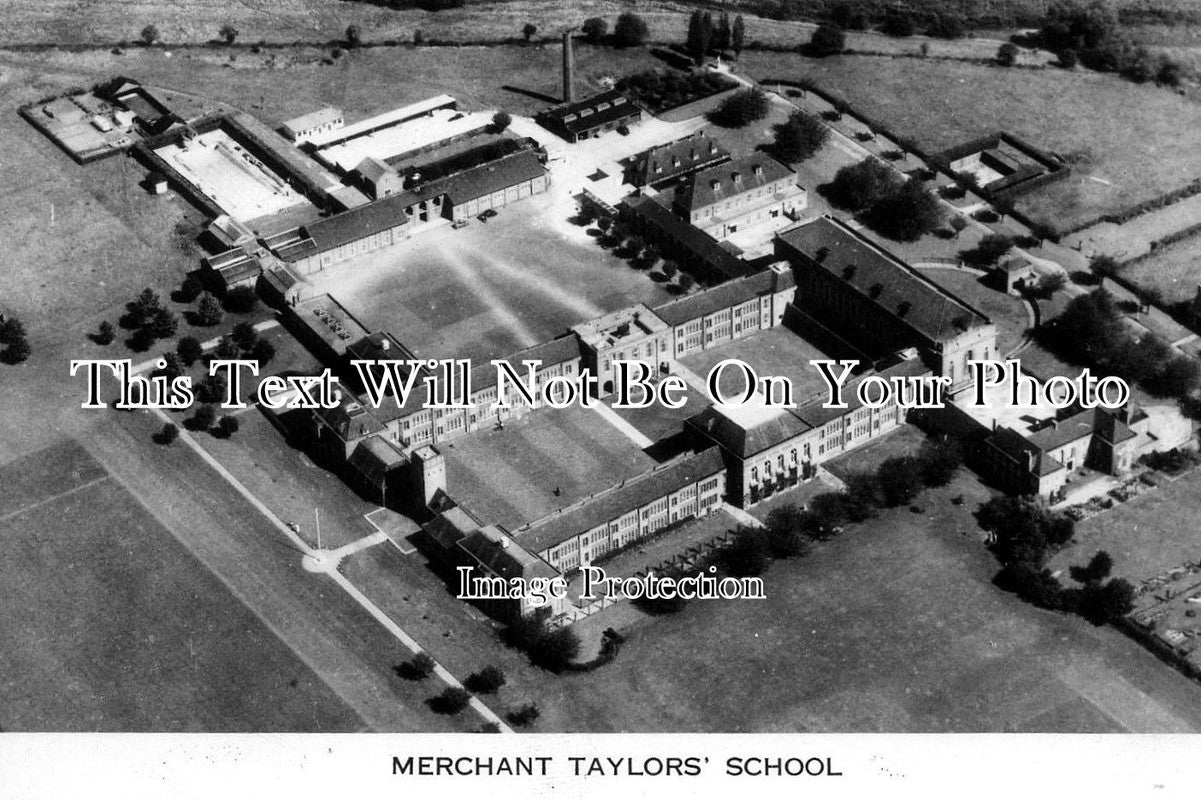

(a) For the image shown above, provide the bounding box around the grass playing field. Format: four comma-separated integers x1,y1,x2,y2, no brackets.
0,439,363,731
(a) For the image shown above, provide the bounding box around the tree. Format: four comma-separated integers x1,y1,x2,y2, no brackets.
677,272,696,292
250,338,276,366
529,625,580,671
196,292,223,326
95,320,116,345
232,321,258,351
964,232,1014,266
831,1,868,30
878,456,924,506
507,702,540,727
431,686,472,714
346,25,362,48
843,474,883,519
997,42,1019,66
0,317,24,345
995,561,1066,609
722,525,770,577
177,335,203,366
465,665,506,694
219,24,238,45
178,274,204,303
829,157,903,210
223,286,259,314
522,23,537,43
809,24,846,57
145,307,178,340
685,10,711,65
949,214,969,239
3,335,31,364
196,373,227,404
714,12,731,52
1071,550,1114,584
764,506,811,559
489,110,512,133
156,422,179,445
929,12,967,39
215,415,240,437
1092,253,1123,279
772,110,829,163
613,13,649,48
582,17,607,43
214,336,240,361
141,24,160,46
731,14,745,57
978,495,1075,567
882,9,917,37
868,179,944,241
127,287,163,329
708,87,769,128
156,352,184,381
918,438,962,486
190,404,217,431
1057,48,1079,68
399,652,436,680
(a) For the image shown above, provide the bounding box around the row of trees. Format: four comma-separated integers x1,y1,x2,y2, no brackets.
1039,0,1186,86
396,652,538,726
826,157,944,241
684,10,748,64
503,608,581,672
1043,287,1201,400
825,2,969,39
980,495,1135,625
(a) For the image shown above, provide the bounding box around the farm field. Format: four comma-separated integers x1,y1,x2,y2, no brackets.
1123,235,1201,307
0,439,362,731
743,52,1201,233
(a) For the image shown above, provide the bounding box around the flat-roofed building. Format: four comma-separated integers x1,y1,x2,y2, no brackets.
282,107,345,144
572,304,672,397
514,447,727,573
775,215,997,396
356,156,405,199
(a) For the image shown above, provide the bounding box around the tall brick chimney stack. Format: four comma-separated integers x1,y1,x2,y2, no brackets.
562,31,575,104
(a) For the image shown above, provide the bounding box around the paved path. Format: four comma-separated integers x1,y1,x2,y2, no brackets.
151,405,513,733
722,502,764,529
130,319,281,375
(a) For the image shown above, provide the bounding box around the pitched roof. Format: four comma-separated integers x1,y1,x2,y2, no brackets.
793,356,929,427
470,335,582,392
423,504,484,550
420,150,546,205
283,106,343,134
653,268,794,328
679,154,795,213
776,216,992,344
347,435,406,484
633,133,729,187
985,426,1064,477
621,193,752,279
459,525,558,581
515,448,726,555
277,193,411,262
687,405,812,459
540,89,640,135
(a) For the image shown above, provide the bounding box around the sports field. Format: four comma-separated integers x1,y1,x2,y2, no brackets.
442,404,656,530
307,199,673,363
0,439,362,731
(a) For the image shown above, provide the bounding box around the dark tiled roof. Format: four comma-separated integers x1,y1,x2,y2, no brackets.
633,133,729,187
794,357,929,427
347,435,406,484
541,89,640,135
423,504,484,550
278,194,411,262
986,426,1064,477
776,216,992,344
515,448,726,554
622,193,752,279
470,335,582,391
679,154,795,213
459,525,558,581
423,150,547,206
686,407,812,459
653,268,794,328
313,395,386,441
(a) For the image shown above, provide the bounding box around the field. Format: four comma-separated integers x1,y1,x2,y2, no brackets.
1051,468,1201,583
1123,235,1201,306
550,471,1201,732
441,404,655,530
743,52,1201,232
821,423,929,482
307,198,673,362
0,439,362,731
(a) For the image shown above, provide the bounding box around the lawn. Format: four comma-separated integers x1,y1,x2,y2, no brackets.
1050,468,1201,584
822,423,929,482
548,470,1201,731
307,198,672,363
742,52,1201,233
0,440,363,731
1123,235,1201,306
442,403,656,530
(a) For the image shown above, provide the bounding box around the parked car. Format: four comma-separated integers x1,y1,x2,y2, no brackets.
452,219,468,229
481,208,497,219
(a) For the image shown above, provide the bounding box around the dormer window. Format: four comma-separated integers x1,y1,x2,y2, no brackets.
710,180,721,192
842,264,856,280
732,172,742,184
